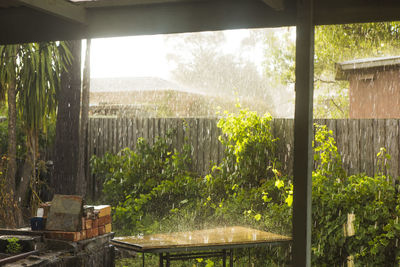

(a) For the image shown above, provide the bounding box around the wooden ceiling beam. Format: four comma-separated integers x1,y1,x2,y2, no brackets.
85,0,295,39
0,7,86,44
16,0,87,24
2,0,400,44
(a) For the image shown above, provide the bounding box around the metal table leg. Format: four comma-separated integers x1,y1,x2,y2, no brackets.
159,253,163,267
230,249,233,267
142,252,145,267
248,248,251,266
223,249,227,267
166,253,170,267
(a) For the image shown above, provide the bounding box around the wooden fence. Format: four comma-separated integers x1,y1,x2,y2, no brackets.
88,117,225,176
87,117,400,180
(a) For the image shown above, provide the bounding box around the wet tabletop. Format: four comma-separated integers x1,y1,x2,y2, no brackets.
112,226,291,251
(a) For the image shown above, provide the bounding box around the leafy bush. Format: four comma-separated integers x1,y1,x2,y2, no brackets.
0,119,27,161
5,237,22,254
312,124,400,266
200,108,291,265
91,134,202,235
217,107,278,187
200,108,292,236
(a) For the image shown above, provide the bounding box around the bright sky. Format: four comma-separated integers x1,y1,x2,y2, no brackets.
89,29,256,79
90,35,170,78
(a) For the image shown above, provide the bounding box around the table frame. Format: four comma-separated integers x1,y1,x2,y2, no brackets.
157,249,233,267
112,239,290,267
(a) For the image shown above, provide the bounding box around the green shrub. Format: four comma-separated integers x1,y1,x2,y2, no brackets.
0,119,27,160
91,134,202,235
201,108,292,236
6,237,22,254
311,124,400,266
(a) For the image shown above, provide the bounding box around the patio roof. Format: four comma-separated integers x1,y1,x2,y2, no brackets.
1,0,400,44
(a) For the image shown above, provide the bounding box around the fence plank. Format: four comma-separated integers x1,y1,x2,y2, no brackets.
89,118,95,157
144,117,149,142
159,117,166,139
325,119,337,138
104,118,110,154
127,118,133,149
373,119,386,175
203,119,212,174
188,118,198,173
165,118,175,149
122,118,127,149
273,119,294,177
177,118,184,153
148,118,154,146
198,119,205,175
108,118,113,153
211,118,219,166
136,118,142,142
348,120,361,175
336,119,350,174
217,124,224,166
386,119,399,181
273,119,284,174
154,117,160,140
182,118,190,150
359,119,374,176
99,118,105,156
114,118,119,153
314,119,326,170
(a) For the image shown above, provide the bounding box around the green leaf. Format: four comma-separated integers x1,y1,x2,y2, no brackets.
275,179,284,189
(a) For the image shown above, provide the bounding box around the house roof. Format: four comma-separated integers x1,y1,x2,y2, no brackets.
2,0,400,44
335,56,400,80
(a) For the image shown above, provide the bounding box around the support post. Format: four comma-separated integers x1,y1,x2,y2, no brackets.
293,0,314,266
159,253,163,267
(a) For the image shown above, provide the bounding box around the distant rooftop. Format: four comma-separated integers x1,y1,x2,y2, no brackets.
336,56,400,80
91,76,188,92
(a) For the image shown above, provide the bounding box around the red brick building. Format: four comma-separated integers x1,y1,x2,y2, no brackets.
336,56,400,118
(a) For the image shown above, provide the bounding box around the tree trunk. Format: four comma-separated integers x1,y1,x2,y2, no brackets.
6,77,17,195
6,71,19,227
76,39,91,197
53,40,82,196
16,131,37,218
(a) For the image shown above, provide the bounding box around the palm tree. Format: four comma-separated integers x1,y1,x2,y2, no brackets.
0,45,18,197
0,42,71,224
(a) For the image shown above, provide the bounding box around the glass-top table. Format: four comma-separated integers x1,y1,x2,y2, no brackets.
111,226,291,267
